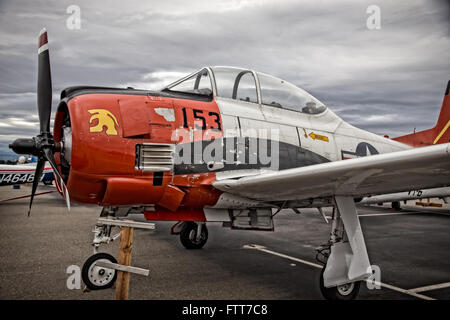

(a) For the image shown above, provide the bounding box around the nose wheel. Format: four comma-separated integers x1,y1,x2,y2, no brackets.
82,252,117,290
180,222,208,249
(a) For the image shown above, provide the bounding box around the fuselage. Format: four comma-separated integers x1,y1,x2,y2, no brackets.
53,67,410,212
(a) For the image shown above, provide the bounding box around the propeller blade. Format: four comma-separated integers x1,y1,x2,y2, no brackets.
28,158,46,216
37,28,52,134
10,29,70,215
43,148,71,211
9,29,69,216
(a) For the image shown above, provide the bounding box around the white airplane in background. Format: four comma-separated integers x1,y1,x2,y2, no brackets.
0,156,54,187
360,187,450,208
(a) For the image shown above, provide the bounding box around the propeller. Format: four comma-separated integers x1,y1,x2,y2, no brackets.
9,28,70,215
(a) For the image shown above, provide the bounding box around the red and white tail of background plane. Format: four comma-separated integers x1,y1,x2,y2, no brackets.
393,81,450,147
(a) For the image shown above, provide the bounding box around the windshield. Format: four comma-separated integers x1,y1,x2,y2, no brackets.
164,69,213,96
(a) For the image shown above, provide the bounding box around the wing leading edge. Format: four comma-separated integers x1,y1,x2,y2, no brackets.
213,143,450,202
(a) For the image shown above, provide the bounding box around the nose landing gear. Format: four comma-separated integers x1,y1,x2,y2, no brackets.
81,207,154,298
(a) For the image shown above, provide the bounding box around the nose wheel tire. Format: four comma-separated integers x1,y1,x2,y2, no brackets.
319,265,361,300
82,252,117,290
180,222,208,249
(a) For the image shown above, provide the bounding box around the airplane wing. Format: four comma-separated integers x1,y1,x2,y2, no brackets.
213,143,450,202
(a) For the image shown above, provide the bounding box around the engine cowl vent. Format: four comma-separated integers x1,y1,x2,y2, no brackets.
135,143,174,172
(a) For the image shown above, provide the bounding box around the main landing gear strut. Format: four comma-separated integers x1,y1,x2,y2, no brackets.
316,196,371,300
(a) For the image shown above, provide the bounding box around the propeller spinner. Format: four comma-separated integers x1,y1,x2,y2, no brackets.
9,28,70,215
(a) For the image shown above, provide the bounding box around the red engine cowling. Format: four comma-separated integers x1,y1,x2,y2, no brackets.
53,90,222,211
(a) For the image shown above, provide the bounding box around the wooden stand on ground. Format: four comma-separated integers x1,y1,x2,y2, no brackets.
116,226,134,300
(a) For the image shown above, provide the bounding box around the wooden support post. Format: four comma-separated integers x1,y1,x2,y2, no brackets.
115,226,134,300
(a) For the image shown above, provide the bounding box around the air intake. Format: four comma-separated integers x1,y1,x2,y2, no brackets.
135,143,174,172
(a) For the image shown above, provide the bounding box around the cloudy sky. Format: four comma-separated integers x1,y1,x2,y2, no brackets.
0,0,448,159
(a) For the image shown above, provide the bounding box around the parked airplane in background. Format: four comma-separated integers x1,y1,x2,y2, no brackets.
360,187,450,209
8,29,450,300
0,161,53,187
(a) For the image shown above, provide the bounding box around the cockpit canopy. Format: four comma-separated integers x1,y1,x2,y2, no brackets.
163,66,326,115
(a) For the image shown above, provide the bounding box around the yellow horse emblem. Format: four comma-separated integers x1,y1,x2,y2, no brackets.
88,109,119,136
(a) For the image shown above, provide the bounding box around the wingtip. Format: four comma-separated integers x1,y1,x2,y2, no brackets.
39,28,47,36
445,80,449,96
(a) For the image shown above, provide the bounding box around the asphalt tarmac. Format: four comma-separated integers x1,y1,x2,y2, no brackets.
1,184,449,300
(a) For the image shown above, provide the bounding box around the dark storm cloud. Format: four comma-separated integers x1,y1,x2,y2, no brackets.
0,0,449,158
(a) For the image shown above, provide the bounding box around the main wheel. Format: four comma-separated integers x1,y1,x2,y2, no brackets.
319,265,361,300
180,222,208,249
82,252,117,290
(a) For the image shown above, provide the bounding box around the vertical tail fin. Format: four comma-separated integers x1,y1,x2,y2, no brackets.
393,80,450,147
432,81,450,144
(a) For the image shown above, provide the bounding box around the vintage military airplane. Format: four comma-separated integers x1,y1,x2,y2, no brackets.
9,29,450,300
